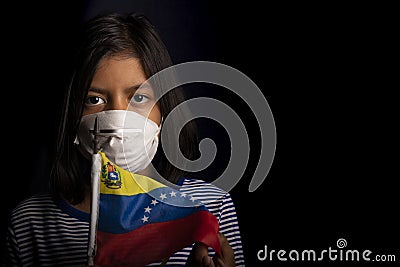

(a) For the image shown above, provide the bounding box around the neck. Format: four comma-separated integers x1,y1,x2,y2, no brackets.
71,191,91,213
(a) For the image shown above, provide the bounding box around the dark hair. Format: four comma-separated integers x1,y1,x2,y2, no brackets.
50,12,199,204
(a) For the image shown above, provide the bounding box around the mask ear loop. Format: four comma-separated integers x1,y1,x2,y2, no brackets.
155,116,163,143
160,116,164,128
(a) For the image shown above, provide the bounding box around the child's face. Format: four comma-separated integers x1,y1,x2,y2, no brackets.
83,55,161,127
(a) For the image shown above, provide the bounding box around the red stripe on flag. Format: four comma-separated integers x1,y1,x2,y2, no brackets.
95,210,221,267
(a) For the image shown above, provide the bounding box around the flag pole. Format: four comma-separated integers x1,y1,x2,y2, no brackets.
88,116,101,266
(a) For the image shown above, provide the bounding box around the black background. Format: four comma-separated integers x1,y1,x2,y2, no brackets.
1,1,398,266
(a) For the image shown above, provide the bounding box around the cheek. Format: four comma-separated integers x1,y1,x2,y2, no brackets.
148,104,161,126
82,106,103,116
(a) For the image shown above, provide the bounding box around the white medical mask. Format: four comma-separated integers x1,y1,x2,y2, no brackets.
74,110,161,173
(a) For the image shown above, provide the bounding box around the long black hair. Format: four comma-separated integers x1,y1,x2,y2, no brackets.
50,12,199,205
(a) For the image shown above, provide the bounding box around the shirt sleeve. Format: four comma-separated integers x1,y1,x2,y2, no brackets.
3,224,21,267
217,193,246,267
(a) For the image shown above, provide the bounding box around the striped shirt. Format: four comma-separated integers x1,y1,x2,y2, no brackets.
3,178,245,266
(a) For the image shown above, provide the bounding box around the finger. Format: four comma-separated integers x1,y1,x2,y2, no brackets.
202,255,215,267
213,233,235,267
212,254,225,266
218,233,234,257
186,242,210,267
192,242,209,262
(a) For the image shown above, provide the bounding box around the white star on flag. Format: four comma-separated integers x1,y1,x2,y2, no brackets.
141,215,149,223
144,206,152,213
169,191,177,197
160,193,167,200
180,192,187,198
151,199,158,206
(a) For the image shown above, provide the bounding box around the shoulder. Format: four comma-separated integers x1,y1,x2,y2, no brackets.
179,177,228,195
178,177,235,206
11,192,56,211
8,192,59,223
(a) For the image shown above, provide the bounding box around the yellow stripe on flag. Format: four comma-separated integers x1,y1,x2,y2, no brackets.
99,152,165,196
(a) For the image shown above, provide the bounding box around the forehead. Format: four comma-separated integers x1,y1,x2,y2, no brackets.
92,56,147,87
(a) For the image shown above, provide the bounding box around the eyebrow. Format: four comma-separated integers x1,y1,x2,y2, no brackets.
88,83,150,94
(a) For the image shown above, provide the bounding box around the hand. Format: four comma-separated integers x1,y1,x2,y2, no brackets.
185,233,235,267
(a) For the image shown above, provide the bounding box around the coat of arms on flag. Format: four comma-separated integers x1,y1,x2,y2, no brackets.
101,160,122,189
93,152,221,267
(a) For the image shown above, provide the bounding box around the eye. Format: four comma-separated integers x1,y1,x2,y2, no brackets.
85,96,105,106
132,94,149,104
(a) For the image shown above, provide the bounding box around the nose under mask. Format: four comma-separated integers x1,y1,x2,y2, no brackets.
74,110,161,173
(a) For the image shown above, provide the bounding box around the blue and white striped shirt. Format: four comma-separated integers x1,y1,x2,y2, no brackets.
3,178,245,266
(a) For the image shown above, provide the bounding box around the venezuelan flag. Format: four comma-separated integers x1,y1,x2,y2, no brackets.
94,152,221,267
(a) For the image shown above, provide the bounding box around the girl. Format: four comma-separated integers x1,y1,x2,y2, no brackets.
3,13,244,267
